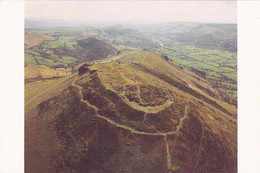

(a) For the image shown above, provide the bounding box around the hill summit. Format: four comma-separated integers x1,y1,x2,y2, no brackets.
25,50,237,173
75,37,116,61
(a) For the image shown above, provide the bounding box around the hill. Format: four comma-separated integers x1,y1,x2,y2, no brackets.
98,25,160,50
24,36,116,68
132,22,237,52
74,37,116,61
25,64,71,80
40,37,117,63
175,23,237,52
25,50,237,173
25,33,55,48
156,45,237,105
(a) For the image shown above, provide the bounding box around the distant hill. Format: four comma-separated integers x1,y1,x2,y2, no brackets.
73,37,116,61
25,33,55,48
49,37,116,62
176,23,237,52
102,25,142,38
25,50,237,173
132,22,237,52
24,21,237,52
24,37,116,68
99,25,160,49
25,19,88,31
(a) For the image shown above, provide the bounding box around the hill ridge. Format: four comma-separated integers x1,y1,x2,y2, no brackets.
25,50,237,173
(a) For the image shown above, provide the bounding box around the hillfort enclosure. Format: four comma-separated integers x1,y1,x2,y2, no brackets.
25,1,237,172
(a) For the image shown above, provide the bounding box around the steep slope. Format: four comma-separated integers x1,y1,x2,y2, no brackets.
75,37,116,61
25,37,116,68
25,50,237,173
52,37,117,62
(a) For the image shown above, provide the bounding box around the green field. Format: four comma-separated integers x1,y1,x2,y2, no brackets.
25,28,237,105
156,46,237,102
25,53,37,65
42,40,77,49
25,31,79,67
62,56,78,63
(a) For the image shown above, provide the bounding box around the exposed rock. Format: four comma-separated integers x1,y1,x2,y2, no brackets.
78,63,91,75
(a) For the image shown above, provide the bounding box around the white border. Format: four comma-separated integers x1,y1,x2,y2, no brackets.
1,1,260,173
238,1,260,173
0,0,24,173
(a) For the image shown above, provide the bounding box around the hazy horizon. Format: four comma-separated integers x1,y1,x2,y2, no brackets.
25,1,237,25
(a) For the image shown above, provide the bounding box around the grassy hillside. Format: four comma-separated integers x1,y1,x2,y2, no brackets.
25,33,55,48
24,22,237,172
156,46,237,105
24,25,237,106
41,40,77,49
25,50,236,173
24,51,77,68
25,33,116,68
25,32,78,68
25,64,71,79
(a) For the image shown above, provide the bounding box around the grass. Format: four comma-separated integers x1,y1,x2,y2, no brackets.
25,36,78,67
25,52,77,67
25,49,41,56
24,29,237,104
221,67,234,72
35,56,59,67
50,54,59,59
229,91,237,99
208,71,222,78
188,63,222,72
25,53,37,65
156,45,237,102
62,56,78,63
112,44,140,51
41,40,64,48
24,28,237,172
25,45,31,49
222,73,237,81
25,64,71,79
25,78,60,104
58,36,76,41
25,32,55,47
42,40,77,49
93,50,238,119
25,74,76,111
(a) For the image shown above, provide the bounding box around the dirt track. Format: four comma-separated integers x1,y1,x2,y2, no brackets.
72,73,189,171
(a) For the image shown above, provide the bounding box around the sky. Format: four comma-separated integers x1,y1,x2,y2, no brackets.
25,1,237,24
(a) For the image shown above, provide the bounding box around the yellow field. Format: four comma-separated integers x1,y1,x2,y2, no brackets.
25,64,71,79
25,33,55,47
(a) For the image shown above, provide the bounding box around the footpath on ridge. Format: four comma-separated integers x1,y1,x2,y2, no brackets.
72,73,189,171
